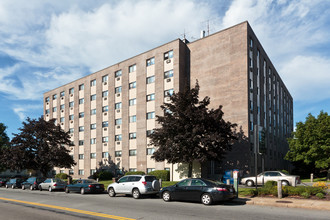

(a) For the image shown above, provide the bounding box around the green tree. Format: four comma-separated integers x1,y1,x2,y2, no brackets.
0,123,10,172
3,117,76,177
150,82,237,177
285,111,330,179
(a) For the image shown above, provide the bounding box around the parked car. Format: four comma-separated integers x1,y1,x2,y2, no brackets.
160,178,235,205
22,177,46,190
65,179,104,194
107,175,160,199
6,178,24,189
0,178,8,187
240,171,300,186
39,178,67,192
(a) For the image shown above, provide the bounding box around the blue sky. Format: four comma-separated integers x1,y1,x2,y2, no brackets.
0,0,329,138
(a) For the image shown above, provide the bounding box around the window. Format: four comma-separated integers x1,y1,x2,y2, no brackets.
90,79,96,87
102,121,108,127
79,140,84,146
90,138,96,145
147,148,155,155
129,98,136,106
146,93,155,102
102,152,109,158
115,118,122,125
102,106,108,112
102,90,108,97
129,81,136,89
91,109,96,115
90,153,96,159
129,64,136,73
52,107,57,112
79,154,84,159
45,97,50,102
146,57,155,66
115,102,122,109
69,115,74,120
79,126,84,132
60,117,64,122
102,136,108,143
147,168,155,174
191,179,206,186
69,170,74,175
129,168,137,172
115,70,122,77
146,76,155,84
146,130,154,137
90,169,96,175
115,135,122,141
164,50,173,60
60,91,65,97
115,151,122,157
60,104,65,110
102,75,108,82
129,115,136,123
129,149,137,156
69,101,74,107
69,128,74,133
90,123,96,130
79,98,84,104
78,170,84,175
53,94,57,100
69,88,74,94
146,112,155,120
60,170,65,174
91,94,96,101
129,132,136,139
45,109,50,114
115,86,122,93
164,70,173,79
164,168,170,171
79,84,84,90
79,112,84,118
164,89,174,97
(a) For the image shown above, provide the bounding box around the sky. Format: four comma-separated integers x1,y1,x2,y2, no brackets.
0,0,329,138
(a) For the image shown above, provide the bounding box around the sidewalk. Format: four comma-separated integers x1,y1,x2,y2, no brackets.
235,197,330,211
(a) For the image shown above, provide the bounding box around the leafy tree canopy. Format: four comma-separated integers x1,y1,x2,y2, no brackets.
150,82,237,177
285,111,330,177
2,117,76,177
0,122,10,172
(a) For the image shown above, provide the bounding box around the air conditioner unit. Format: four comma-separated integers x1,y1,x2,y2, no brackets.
166,59,171,64
70,94,73,97
61,110,64,113
46,102,49,105
61,123,64,125
104,82,107,85
116,109,120,113
104,97,107,101
46,114,49,117
117,142,120,145
116,94,120,97
117,77,120,81
104,143,107,146
166,78,171,82
70,121,73,123
166,97,171,101
70,134,73,137
70,107,73,110
104,128,107,131
61,97,64,100
117,125,120,129
104,112,107,116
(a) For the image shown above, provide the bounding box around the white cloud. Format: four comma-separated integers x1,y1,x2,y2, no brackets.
13,104,41,121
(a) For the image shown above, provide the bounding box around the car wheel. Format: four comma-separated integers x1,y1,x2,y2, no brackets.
80,188,85,195
281,180,289,186
132,188,140,199
201,193,212,205
162,191,171,202
6,185,8,189
39,185,42,191
246,180,254,187
12,185,15,189
22,185,25,190
49,187,52,192
65,187,70,193
108,188,116,197
30,185,34,190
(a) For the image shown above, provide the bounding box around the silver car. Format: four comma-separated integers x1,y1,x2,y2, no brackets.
241,171,300,186
39,178,67,192
107,175,160,199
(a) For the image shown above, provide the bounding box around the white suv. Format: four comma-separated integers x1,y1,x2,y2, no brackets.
107,175,160,199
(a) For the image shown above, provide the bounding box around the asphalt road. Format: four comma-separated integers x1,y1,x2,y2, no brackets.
0,187,329,220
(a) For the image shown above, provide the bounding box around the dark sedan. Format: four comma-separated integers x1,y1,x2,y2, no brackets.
0,178,7,187
22,177,46,190
65,179,104,195
5,178,24,189
160,178,236,205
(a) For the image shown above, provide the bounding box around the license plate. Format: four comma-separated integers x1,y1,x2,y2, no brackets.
229,189,233,192
96,186,100,188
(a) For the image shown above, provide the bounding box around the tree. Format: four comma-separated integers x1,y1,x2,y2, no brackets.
150,82,237,177
285,111,330,179
3,117,76,177
0,123,10,172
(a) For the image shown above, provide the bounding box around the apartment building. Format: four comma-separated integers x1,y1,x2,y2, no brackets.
44,21,293,180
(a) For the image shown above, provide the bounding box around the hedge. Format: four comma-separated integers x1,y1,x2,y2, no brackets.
55,173,68,180
94,171,113,180
148,170,170,181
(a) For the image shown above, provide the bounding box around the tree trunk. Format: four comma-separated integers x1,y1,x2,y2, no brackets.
327,168,330,181
188,162,193,178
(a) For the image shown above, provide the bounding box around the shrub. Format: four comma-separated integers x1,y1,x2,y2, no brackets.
55,173,68,180
264,181,277,188
315,192,325,199
239,188,257,196
148,170,170,181
305,186,324,195
124,171,145,176
313,181,329,190
98,171,113,181
300,192,310,199
286,186,305,195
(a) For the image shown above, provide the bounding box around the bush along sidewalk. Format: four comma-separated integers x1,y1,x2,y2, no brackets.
238,181,328,199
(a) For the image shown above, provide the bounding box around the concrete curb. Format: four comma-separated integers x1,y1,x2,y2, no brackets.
238,197,330,211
